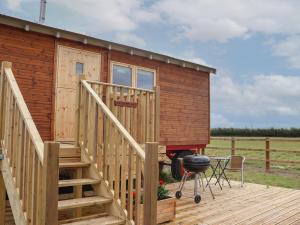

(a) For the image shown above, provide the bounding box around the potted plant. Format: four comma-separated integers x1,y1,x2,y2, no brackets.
138,179,176,224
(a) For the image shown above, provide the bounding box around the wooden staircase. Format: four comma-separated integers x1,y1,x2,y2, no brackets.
57,145,126,225
0,61,159,225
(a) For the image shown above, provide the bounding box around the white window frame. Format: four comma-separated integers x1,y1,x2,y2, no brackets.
110,61,156,90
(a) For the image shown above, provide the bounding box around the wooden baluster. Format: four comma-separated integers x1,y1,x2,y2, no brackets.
127,145,133,220
120,137,127,208
114,131,121,200
146,92,150,142
134,157,142,225
155,86,160,143
144,142,158,225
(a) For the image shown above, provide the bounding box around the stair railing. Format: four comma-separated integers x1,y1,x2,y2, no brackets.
78,80,158,225
0,62,59,225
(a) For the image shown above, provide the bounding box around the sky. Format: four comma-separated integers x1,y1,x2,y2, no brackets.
1,0,300,128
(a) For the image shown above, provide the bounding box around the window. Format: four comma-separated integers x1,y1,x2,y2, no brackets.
112,65,132,87
76,62,84,75
137,69,154,90
111,62,156,90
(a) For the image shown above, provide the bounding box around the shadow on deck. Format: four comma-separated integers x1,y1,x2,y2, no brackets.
165,179,300,225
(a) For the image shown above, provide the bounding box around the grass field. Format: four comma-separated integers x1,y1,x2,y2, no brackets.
206,138,300,189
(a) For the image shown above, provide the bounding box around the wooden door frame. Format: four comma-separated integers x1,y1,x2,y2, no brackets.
51,43,102,141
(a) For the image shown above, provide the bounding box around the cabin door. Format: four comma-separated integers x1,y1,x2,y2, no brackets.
55,45,101,141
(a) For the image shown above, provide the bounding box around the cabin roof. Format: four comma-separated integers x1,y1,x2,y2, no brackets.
0,13,216,74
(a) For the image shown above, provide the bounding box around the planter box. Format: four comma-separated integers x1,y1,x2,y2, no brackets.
139,197,176,224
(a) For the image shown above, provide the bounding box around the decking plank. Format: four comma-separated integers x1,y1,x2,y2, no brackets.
165,180,300,225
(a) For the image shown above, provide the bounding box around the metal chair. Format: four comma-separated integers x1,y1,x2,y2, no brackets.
224,156,245,187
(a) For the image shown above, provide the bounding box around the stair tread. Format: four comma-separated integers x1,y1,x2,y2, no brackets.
64,216,125,225
58,196,112,210
59,162,90,168
59,178,100,187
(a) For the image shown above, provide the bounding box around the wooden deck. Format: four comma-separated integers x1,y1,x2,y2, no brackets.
165,180,300,225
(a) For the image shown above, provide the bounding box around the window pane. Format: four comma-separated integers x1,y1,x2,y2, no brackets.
76,62,84,75
137,69,154,90
112,65,132,87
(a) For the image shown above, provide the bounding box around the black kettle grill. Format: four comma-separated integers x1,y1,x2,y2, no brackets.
176,154,215,203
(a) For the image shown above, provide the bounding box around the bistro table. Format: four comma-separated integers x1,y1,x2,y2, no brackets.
207,156,231,190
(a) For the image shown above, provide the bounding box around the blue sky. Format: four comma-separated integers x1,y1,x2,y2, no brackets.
1,0,300,128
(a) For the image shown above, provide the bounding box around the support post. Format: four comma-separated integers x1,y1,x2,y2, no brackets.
265,138,270,172
231,137,235,156
0,171,6,225
144,142,158,225
43,142,59,225
0,62,12,140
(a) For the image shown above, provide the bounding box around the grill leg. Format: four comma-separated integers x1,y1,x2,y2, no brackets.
204,172,215,199
199,173,205,192
178,171,188,192
194,173,200,196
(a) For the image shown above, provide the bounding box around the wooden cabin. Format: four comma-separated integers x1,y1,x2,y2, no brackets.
0,14,216,225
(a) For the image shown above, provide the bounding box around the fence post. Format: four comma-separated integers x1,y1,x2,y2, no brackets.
231,137,236,156
144,142,158,225
43,142,59,225
265,138,270,172
201,148,205,155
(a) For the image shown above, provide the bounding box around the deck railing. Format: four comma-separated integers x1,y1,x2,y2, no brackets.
78,80,158,225
0,62,59,225
87,81,160,144
206,136,300,172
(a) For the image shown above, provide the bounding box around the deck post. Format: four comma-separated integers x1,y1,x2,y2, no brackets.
231,137,236,156
265,138,270,172
0,171,5,225
144,142,158,225
43,142,59,225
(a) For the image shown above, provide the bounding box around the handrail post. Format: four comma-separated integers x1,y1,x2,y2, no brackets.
231,137,235,156
0,172,5,225
0,62,12,141
43,142,59,225
265,138,270,172
144,142,158,225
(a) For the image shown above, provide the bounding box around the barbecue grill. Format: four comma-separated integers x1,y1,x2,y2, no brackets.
176,154,215,203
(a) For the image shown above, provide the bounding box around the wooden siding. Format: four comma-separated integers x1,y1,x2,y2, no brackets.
0,24,55,140
0,24,210,146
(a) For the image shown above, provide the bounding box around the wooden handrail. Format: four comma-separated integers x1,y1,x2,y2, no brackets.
78,80,159,224
1,63,44,163
81,80,145,160
0,62,59,225
87,80,155,93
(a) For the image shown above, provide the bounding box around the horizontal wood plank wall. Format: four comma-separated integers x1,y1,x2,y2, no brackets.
0,24,55,141
110,51,210,146
0,24,210,146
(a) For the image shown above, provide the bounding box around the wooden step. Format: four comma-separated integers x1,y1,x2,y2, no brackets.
59,179,100,187
59,162,90,168
58,196,112,210
59,213,108,224
63,216,125,225
59,144,81,163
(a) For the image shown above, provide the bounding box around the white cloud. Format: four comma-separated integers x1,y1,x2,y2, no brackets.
152,0,300,42
4,0,21,9
212,73,300,117
272,35,300,69
211,113,234,128
114,32,145,48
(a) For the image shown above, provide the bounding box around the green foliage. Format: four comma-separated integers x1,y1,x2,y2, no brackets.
211,128,300,137
157,181,170,200
159,170,176,184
